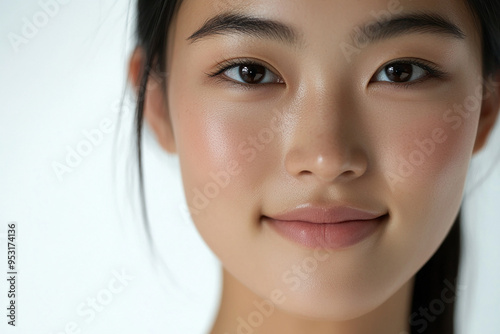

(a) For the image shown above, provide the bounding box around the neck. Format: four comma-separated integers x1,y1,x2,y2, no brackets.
210,268,414,334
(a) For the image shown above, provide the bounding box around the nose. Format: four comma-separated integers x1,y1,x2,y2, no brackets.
284,92,368,183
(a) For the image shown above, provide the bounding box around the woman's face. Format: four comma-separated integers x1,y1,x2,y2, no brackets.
160,0,485,320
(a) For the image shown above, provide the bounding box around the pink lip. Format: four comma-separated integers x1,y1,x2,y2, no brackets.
270,205,384,224
263,205,388,249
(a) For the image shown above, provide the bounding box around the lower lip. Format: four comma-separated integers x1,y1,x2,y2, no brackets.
263,215,387,249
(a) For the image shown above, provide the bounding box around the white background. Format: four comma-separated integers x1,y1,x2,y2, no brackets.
0,1,499,333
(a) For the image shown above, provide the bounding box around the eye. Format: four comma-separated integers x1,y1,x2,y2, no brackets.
209,60,284,85
371,60,444,85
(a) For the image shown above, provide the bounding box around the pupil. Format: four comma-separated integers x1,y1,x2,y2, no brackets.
240,65,266,83
385,63,413,82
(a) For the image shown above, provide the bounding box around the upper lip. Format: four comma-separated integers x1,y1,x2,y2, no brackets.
266,204,386,224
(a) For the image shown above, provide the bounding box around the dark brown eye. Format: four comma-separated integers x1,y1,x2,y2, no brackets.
373,61,429,84
239,64,266,84
221,61,283,85
384,63,413,82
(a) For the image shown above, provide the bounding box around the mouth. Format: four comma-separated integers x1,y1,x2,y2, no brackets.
261,205,389,249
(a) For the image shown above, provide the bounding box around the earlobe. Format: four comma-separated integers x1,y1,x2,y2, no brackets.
127,47,177,154
473,71,500,154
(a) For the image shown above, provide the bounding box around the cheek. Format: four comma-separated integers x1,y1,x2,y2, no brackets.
171,93,282,231
177,105,276,180
379,95,480,263
175,107,248,202
385,110,476,197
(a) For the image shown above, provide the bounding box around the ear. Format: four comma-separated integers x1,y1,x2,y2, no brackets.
128,47,177,154
473,71,500,154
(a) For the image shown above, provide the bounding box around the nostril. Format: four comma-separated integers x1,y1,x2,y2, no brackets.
284,141,368,183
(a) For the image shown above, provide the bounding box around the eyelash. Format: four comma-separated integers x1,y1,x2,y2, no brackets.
206,58,279,88
206,57,447,89
373,58,448,89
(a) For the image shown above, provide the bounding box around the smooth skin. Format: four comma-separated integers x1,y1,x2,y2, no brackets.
129,0,500,333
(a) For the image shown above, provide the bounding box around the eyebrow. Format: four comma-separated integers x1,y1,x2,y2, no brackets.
187,13,300,46
186,12,465,47
354,12,465,45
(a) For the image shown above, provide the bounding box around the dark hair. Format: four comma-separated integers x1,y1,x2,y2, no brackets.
132,1,500,333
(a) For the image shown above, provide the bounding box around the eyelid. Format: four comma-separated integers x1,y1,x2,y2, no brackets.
206,57,284,86
370,58,448,87
206,57,447,89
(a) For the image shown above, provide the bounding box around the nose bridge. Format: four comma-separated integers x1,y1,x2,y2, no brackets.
293,90,344,150
284,79,367,182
